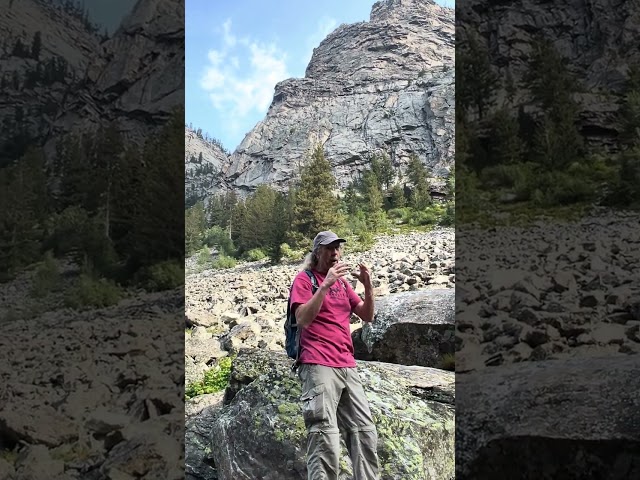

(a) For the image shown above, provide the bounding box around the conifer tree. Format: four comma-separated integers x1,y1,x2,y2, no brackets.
185,201,206,255
458,32,498,119
371,153,394,190
290,145,341,247
619,65,640,147
406,155,431,209
266,191,288,264
389,182,407,208
362,171,386,231
31,31,42,60
489,107,524,166
132,108,185,265
525,38,583,169
238,185,277,253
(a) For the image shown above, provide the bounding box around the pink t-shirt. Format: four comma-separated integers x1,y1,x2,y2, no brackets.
290,269,363,368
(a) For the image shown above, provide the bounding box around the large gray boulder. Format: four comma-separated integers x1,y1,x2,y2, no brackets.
456,355,640,479
191,349,454,480
355,288,455,368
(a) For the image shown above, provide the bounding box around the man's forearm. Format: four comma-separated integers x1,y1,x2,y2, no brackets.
295,284,330,328
360,283,375,322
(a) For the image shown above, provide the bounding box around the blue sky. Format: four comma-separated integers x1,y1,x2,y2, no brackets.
186,0,454,152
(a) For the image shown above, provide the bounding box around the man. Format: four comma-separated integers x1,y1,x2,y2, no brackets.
289,230,379,480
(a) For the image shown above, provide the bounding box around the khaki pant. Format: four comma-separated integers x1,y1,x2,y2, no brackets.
298,363,379,480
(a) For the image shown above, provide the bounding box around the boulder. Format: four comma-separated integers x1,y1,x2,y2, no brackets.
456,355,640,479
199,349,454,480
358,289,455,368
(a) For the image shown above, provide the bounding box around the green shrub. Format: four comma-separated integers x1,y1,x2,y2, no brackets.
211,255,237,269
281,243,304,260
31,251,61,297
358,230,375,250
480,163,536,190
197,247,211,265
528,171,594,207
64,274,123,309
244,248,266,262
409,210,438,226
387,207,410,219
185,355,235,398
203,226,236,256
439,201,455,226
45,206,90,255
140,260,184,291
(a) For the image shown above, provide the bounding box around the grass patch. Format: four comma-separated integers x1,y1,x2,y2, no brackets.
185,355,235,399
439,353,455,371
64,274,124,309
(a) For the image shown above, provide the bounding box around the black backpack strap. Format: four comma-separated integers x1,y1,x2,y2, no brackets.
292,270,319,372
304,269,318,293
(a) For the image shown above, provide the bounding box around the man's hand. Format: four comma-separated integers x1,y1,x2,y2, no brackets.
352,263,372,288
324,262,350,287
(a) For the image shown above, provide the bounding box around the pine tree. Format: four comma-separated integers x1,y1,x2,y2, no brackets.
185,201,206,255
525,38,583,169
55,134,89,210
109,143,143,260
238,185,277,253
458,32,498,119
389,182,407,208
619,65,640,147
290,145,341,248
266,191,288,264
0,147,48,273
378,153,395,191
89,123,124,237
132,108,185,266
362,171,386,231
31,31,42,60
489,107,524,165
406,155,431,209
343,183,360,216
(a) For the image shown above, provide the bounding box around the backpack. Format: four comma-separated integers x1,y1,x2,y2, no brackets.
284,269,318,367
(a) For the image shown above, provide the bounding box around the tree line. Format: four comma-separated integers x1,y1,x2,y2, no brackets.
185,123,230,155
0,108,185,294
456,33,640,218
186,146,453,267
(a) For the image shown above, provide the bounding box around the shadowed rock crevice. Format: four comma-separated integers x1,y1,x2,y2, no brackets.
463,437,640,480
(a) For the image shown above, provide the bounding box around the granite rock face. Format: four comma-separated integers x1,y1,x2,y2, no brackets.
185,128,230,204
83,0,184,138
0,0,184,161
190,0,454,201
457,0,640,149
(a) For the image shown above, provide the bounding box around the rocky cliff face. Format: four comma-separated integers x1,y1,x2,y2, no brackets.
185,127,230,205
457,0,640,149
211,0,454,198
0,0,183,161
82,0,184,139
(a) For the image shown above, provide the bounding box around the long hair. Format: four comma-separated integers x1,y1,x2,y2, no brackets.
301,250,318,271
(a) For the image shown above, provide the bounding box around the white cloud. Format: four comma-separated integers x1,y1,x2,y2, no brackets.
199,21,290,127
222,19,236,47
301,16,338,67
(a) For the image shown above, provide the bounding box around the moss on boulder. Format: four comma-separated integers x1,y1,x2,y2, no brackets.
208,349,454,480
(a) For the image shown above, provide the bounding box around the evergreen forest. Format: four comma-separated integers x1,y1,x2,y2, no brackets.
185,145,454,271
